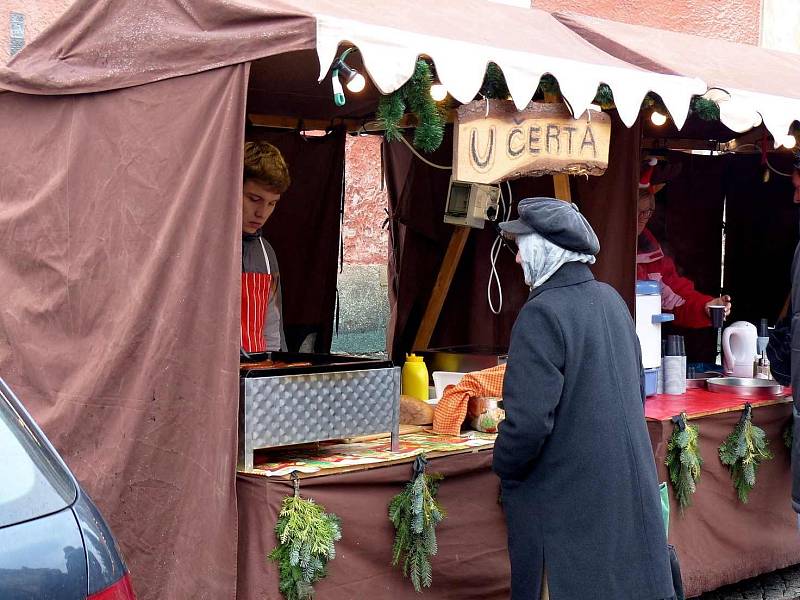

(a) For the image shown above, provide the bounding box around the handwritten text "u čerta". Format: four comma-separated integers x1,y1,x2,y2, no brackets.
470,122,599,171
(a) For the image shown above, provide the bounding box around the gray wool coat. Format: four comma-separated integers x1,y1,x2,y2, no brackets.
493,262,674,600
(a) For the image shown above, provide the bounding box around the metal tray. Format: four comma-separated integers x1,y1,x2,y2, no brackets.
706,377,785,397
686,372,722,389
240,351,393,377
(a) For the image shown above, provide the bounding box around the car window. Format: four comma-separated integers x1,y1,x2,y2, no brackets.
0,389,76,528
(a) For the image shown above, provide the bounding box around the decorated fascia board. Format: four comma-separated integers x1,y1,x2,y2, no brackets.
314,14,706,129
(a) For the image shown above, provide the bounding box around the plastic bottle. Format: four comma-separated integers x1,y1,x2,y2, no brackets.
402,354,429,401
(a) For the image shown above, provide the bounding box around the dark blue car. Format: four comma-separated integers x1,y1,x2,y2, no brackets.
0,379,135,599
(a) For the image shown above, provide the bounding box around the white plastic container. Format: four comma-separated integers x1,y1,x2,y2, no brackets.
431,371,467,400
635,280,674,370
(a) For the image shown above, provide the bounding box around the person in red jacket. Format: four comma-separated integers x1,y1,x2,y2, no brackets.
637,159,731,328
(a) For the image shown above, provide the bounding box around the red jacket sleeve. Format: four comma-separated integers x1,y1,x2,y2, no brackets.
658,254,713,329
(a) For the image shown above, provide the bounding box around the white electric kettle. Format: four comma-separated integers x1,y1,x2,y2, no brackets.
722,321,757,378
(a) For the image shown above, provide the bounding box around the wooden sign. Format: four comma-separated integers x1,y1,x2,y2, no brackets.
453,100,611,184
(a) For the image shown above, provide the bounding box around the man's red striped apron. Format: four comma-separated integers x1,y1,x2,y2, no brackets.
241,237,273,353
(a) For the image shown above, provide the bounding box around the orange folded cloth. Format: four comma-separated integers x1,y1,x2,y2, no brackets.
432,364,506,436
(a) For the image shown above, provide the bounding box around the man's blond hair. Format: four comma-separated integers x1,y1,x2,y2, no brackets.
243,141,290,193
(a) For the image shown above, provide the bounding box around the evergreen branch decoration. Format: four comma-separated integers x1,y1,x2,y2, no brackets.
377,59,445,153
593,84,615,109
784,419,793,450
377,93,406,144
389,455,446,592
405,60,446,153
690,96,721,121
536,74,561,100
665,412,703,510
480,62,510,100
718,404,773,504
269,475,342,600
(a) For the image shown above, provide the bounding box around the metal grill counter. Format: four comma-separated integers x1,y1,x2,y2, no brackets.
238,353,400,471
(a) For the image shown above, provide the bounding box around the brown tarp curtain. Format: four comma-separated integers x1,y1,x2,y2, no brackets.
236,451,510,599
648,403,800,596
237,404,800,599
384,113,640,360
0,65,249,598
247,127,346,353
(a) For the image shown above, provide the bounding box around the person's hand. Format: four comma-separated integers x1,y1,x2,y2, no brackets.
705,295,732,317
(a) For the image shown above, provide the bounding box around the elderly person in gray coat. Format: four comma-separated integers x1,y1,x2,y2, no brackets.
493,197,675,600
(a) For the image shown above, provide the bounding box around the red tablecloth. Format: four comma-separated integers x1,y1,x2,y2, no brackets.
645,388,791,421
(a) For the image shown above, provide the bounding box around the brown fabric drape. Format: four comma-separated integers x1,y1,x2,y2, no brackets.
0,65,249,599
236,451,510,599
0,0,315,94
238,403,800,599
248,127,346,352
573,111,641,312
648,403,800,597
385,113,639,361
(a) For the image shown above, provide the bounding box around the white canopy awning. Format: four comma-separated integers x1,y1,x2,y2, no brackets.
291,0,706,129
554,11,800,141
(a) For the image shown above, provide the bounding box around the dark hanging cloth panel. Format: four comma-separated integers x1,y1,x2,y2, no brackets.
250,127,346,352
384,113,639,361
650,151,727,362
723,153,799,328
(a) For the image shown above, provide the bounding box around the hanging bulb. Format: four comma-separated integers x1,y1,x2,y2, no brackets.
430,83,448,102
650,111,668,126
346,73,366,93
763,167,771,183
781,134,797,149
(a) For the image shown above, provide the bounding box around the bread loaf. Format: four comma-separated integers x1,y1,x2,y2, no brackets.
399,395,434,425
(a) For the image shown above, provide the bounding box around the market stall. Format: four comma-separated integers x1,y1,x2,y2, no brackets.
645,392,798,597
2,1,800,599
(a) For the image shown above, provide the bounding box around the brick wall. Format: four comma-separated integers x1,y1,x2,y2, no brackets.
343,136,389,266
532,0,762,44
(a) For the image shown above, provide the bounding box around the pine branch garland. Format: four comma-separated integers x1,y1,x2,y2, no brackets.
593,84,615,109
377,93,406,144
690,96,721,121
269,486,342,600
480,62,510,100
718,404,773,504
404,60,445,153
665,412,703,510
377,59,445,153
389,455,446,592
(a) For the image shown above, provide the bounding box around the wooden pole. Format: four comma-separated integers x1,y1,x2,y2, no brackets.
413,226,471,350
541,92,573,203
552,173,572,202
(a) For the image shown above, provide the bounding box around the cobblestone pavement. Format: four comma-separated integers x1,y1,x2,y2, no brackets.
697,564,800,599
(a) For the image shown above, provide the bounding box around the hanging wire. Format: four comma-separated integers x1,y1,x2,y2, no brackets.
487,181,514,315
728,143,793,177
397,134,452,170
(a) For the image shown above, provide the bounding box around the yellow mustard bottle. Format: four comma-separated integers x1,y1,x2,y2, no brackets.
402,354,429,401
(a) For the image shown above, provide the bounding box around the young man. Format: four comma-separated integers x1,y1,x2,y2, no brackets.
241,141,290,353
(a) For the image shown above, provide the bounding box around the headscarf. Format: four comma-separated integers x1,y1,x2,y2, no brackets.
517,231,596,289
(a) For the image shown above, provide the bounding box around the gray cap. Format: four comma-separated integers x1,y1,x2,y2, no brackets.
499,197,600,255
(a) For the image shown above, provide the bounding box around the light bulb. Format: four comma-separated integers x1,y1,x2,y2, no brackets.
650,111,668,126
430,83,448,102
346,73,366,93
782,134,797,149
